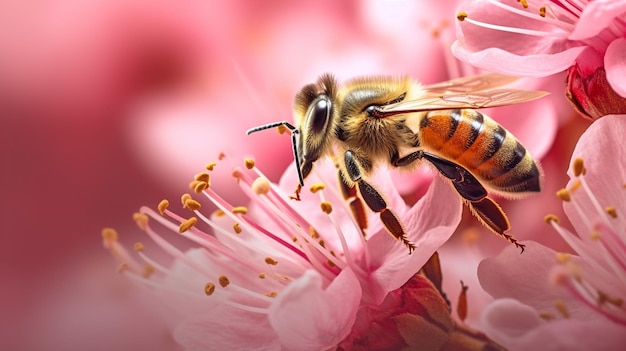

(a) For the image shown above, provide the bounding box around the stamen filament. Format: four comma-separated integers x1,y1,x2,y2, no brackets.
461,16,569,37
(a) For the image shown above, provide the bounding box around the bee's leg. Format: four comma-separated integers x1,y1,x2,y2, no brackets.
420,152,525,253
344,150,416,253
337,171,368,233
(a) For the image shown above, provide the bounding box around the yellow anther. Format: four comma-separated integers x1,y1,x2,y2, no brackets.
456,11,468,21
204,282,216,296
195,172,210,183
544,214,559,225
539,6,546,17
265,257,278,265
101,228,119,243
320,201,333,214
327,260,336,268
213,209,226,217
265,291,278,298
292,236,298,242
556,252,571,264
179,217,198,233
184,199,202,211
319,239,326,248
244,158,255,170
556,189,571,202
258,273,266,279
554,300,569,318
572,158,585,177
117,262,129,273
569,179,582,192
232,168,243,181
133,212,149,230
277,125,287,135
133,242,145,252
252,177,271,195
233,222,242,234
193,181,209,193
310,183,326,193
309,227,320,239
462,227,480,244
590,231,601,241
539,312,555,320
519,0,529,8
181,193,192,205
218,152,226,160
157,199,169,215
232,206,248,215
142,264,155,278
206,162,217,171
218,275,230,288
605,206,618,218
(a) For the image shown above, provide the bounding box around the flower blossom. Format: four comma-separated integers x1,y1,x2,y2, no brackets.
475,114,626,350
102,154,495,349
452,0,626,119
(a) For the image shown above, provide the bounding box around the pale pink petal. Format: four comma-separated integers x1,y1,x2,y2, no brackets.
174,311,280,351
268,269,361,351
482,298,626,351
364,176,462,304
564,114,626,228
451,42,586,77
478,241,586,316
569,0,626,40
604,38,626,98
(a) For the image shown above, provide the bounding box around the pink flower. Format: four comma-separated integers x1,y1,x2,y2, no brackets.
476,114,626,350
452,0,626,119
104,156,463,349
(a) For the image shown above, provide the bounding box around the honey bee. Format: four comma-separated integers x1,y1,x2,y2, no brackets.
247,73,546,254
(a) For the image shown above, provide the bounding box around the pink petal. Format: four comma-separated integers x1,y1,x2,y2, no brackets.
452,42,586,77
174,311,281,351
565,114,626,229
605,38,626,98
569,0,626,40
482,298,626,350
363,176,462,304
478,241,586,316
268,269,361,351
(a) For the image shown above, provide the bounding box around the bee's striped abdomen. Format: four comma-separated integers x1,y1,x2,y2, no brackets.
419,109,541,194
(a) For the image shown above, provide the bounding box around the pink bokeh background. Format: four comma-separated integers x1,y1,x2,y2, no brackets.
1,1,587,350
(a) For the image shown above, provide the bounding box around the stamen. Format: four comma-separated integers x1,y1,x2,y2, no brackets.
606,206,618,218
265,257,278,265
457,14,569,37
556,189,571,202
572,158,586,177
556,252,571,264
181,193,192,206
133,242,145,252
232,206,248,215
204,282,216,295
158,200,169,215
320,201,333,214
195,172,210,183
205,162,217,171
244,158,255,170
133,212,149,230
219,275,230,288
101,228,119,245
233,222,242,234
179,217,198,233
142,264,155,278
310,183,326,193
117,262,129,273
183,199,202,211
554,299,570,318
539,6,546,17
544,214,559,224
252,177,271,195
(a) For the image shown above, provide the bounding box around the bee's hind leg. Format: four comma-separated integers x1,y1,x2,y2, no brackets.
344,150,415,254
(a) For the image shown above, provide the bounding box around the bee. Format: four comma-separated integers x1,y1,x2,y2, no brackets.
247,73,546,254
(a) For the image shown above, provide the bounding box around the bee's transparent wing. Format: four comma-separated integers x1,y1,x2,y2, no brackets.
378,74,549,114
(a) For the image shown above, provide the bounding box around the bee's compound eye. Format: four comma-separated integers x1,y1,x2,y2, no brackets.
307,96,331,133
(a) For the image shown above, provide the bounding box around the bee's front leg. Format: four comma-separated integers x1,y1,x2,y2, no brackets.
344,150,416,254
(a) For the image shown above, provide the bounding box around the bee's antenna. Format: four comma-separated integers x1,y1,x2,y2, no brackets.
246,121,305,186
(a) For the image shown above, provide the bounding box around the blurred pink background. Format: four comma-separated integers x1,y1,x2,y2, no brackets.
1,1,587,350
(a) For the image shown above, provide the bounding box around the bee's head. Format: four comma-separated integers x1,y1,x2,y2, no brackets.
246,74,337,187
